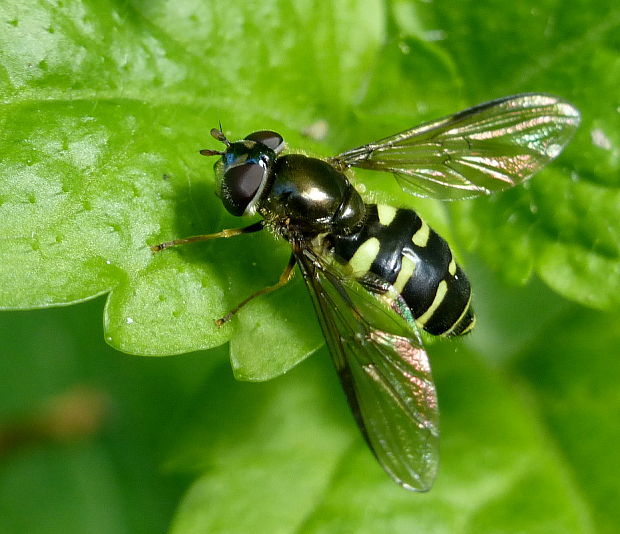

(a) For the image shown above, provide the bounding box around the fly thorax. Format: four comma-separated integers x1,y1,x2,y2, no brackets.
258,154,366,235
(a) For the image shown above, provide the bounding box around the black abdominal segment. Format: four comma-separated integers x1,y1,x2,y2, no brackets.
329,204,475,336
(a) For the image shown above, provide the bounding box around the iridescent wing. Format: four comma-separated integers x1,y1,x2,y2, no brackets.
295,245,439,491
329,93,580,200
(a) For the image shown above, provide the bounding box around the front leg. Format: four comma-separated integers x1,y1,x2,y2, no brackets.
151,221,265,252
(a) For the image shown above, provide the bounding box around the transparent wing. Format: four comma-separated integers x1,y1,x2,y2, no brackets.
329,93,580,200
296,246,439,491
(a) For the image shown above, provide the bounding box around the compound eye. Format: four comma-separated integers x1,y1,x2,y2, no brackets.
221,162,267,216
245,130,285,154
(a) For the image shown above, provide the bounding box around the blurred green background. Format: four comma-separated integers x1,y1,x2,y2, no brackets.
1,1,619,533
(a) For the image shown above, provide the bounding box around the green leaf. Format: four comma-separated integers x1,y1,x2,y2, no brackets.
1,1,619,531
442,2,620,308
2,0,618,370
514,307,620,533
0,0,383,373
0,299,206,534
168,344,592,534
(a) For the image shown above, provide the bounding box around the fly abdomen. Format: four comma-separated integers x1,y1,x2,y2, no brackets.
329,204,474,336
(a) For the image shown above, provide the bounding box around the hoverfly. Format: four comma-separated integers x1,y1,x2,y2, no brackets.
152,94,580,491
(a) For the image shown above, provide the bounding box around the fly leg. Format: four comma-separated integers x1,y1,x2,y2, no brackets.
152,224,296,327
216,252,297,326
150,221,264,252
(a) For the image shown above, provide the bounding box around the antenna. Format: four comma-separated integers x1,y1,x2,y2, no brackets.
199,125,230,156
210,127,230,146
